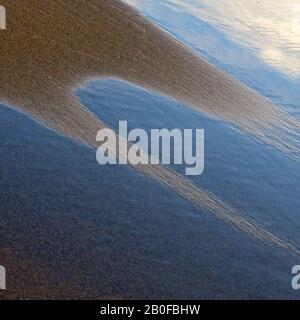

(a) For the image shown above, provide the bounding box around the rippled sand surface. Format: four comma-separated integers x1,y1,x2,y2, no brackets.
1,0,300,152
1,0,300,298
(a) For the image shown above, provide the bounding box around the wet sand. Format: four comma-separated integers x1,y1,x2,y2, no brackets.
1,0,300,298
1,0,299,153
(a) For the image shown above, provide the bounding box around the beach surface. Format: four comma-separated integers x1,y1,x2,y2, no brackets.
1,0,300,299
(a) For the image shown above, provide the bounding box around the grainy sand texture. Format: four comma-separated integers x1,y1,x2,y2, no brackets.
1,0,299,153
1,0,300,298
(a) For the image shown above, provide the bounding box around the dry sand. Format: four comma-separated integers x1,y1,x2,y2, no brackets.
1,0,300,298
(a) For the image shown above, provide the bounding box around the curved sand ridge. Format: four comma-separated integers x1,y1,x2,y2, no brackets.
1,0,299,255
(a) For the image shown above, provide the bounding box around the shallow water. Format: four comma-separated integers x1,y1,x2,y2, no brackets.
124,0,300,115
0,96,299,298
1,0,300,298
78,77,300,247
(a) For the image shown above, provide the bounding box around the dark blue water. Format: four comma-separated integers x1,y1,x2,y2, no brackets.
78,78,300,248
1,99,299,298
1,0,300,298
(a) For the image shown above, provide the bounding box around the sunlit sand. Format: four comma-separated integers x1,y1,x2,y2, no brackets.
1,0,300,271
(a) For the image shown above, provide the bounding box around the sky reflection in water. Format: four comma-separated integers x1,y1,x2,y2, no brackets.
1,0,300,298
124,0,300,115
